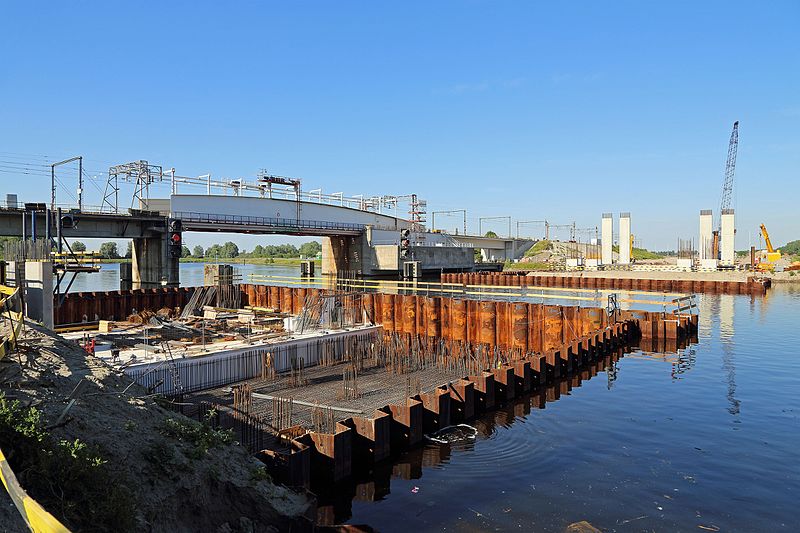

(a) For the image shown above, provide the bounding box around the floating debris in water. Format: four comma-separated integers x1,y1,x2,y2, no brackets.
425,424,478,444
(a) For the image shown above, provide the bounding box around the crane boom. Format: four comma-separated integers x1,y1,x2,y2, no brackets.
719,121,739,216
760,224,775,254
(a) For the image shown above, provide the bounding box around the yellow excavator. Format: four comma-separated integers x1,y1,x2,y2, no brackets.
756,224,781,272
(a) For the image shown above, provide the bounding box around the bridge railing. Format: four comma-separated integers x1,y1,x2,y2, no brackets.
172,211,368,233
437,231,475,248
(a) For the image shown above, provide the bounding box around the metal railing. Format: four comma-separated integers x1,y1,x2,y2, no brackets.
172,210,369,233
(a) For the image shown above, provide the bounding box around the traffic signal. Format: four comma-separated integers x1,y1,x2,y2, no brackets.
400,229,411,258
168,218,183,258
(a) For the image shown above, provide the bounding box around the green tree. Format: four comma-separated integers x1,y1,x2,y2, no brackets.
125,241,132,259
71,241,87,252
181,245,191,258
206,244,222,259
98,242,119,259
221,241,239,258
484,231,498,238
299,241,322,258
781,240,800,256
192,245,204,258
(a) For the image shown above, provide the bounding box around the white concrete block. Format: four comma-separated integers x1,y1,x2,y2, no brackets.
720,209,735,265
601,214,613,265
619,213,631,264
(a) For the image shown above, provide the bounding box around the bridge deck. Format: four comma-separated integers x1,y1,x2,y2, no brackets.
173,211,365,236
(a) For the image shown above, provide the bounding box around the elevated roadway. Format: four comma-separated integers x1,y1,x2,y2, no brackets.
451,234,535,262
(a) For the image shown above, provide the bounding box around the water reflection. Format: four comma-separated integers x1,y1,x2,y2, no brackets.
719,294,740,417
64,262,303,292
632,337,698,380
314,349,635,525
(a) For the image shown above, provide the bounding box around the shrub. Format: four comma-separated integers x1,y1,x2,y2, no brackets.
0,396,135,531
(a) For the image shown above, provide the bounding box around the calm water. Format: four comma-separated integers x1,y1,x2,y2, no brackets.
65,262,302,292
331,286,798,532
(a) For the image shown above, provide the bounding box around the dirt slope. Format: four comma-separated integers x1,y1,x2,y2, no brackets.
0,323,313,532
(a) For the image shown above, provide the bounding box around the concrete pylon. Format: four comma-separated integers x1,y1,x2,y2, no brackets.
699,209,713,260
720,209,735,266
132,232,180,289
618,212,631,265
601,213,613,265
24,261,54,329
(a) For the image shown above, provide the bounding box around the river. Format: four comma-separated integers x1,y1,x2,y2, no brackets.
64,262,302,292
335,286,799,531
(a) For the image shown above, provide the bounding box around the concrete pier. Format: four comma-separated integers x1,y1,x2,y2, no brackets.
24,261,53,329
601,213,613,265
619,212,631,265
720,209,735,266
132,233,180,288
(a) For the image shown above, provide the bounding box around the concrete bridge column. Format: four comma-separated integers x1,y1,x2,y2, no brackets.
132,233,180,288
24,261,53,329
322,235,364,276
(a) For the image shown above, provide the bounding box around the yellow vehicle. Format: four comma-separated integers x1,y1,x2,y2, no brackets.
756,224,781,272
760,224,782,262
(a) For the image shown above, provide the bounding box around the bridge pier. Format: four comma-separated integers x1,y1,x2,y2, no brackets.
322,236,364,276
131,233,180,289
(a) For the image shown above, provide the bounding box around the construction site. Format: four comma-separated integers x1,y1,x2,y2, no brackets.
32,263,697,488
0,119,792,531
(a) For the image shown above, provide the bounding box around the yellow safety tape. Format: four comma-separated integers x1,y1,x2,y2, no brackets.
0,450,71,532
24,497,71,533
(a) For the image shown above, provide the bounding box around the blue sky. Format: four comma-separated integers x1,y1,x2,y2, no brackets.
1,1,798,251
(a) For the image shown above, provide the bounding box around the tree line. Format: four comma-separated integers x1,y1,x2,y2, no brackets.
67,240,322,260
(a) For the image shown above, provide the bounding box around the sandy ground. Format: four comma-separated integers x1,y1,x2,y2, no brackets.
0,323,314,532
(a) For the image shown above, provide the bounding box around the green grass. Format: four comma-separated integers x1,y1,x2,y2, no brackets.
631,247,663,260
523,239,553,257
160,409,233,460
611,245,663,260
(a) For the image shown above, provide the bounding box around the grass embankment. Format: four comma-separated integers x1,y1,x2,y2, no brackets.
523,239,553,257
611,245,664,260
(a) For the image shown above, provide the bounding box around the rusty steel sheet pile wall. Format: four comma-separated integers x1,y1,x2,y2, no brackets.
235,283,697,487
440,272,771,295
55,287,195,325
55,283,697,489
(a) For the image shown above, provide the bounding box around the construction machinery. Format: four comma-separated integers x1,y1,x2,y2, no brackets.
712,121,739,259
755,223,781,272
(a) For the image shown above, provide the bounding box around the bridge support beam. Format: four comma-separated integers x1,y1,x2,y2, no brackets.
131,234,179,289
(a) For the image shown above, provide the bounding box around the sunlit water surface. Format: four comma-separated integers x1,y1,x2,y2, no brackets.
334,286,799,532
